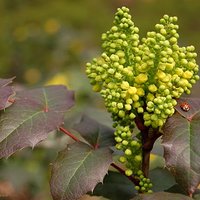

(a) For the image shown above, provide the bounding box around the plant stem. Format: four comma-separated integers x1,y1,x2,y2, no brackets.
111,163,139,186
141,129,150,177
142,129,162,177
59,127,80,142
59,127,99,149
134,116,162,177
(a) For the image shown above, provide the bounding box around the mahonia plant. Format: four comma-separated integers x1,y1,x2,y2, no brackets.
1,7,200,200
86,6,199,193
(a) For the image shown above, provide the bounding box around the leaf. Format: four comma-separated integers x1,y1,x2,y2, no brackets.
162,109,200,194
151,138,164,156
50,142,113,200
165,184,188,195
194,192,200,200
175,97,200,119
0,77,15,88
0,77,15,110
0,85,74,158
80,195,109,200
92,171,136,200
150,153,165,170
149,168,176,192
73,115,115,148
131,192,193,200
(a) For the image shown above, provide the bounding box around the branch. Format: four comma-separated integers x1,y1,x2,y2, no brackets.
134,115,162,177
111,163,139,186
59,127,100,150
142,129,162,177
134,116,148,132
59,127,80,142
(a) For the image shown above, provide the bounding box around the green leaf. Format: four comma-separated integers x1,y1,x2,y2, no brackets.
73,115,115,148
149,168,176,192
165,184,187,195
151,138,164,157
0,77,15,110
162,102,200,195
50,142,113,200
131,192,193,200
193,191,200,200
0,85,74,158
92,171,136,200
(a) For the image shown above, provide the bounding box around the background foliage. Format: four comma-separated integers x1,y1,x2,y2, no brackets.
0,0,199,199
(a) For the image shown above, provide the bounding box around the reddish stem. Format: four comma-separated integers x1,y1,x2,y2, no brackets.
111,163,124,174
134,115,162,177
111,163,139,186
59,127,99,150
59,127,80,142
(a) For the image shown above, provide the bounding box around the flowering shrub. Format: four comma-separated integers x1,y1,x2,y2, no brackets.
0,6,200,200
86,6,199,194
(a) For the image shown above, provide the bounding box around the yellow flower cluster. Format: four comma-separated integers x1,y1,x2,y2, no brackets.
86,7,199,129
86,6,199,193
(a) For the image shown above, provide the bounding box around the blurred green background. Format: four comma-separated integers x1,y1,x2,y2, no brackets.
0,0,199,199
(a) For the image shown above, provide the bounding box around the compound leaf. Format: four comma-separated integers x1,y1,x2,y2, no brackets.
162,98,200,195
0,85,74,158
50,142,113,200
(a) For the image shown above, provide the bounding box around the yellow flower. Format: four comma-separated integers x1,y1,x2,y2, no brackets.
135,74,148,84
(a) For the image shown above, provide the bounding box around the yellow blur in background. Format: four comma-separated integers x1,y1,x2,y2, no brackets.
45,73,68,86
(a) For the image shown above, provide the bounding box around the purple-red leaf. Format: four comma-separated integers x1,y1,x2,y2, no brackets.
0,77,15,110
0,77,15,87
175,97,200,119
73,115,115,148
0,85,74,158
162,99,200,195
50,142,113,200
